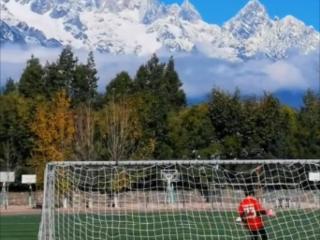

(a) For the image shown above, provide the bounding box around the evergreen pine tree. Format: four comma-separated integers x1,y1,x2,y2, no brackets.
86,51,98,99
134,54,165,92
3,78,17,95
19,55,45,98
208,89,244,140
132,55,184,159
43,62,60,97
57,46,77,95
255,93,282,158
162,57,186,110
105,71,133,102
72,51,98,105
298,90,320,157
44,46,77,98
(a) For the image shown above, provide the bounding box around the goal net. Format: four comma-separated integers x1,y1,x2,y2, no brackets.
39,160,320,240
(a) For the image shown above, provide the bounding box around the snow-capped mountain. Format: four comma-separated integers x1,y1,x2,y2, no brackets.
1,0,319,60
223,0,319,60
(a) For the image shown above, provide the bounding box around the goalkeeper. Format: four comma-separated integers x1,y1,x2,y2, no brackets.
237,188,275,240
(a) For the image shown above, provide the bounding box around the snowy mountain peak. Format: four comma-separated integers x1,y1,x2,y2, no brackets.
180,0,201,22
237,0,268,19
1,0,319,60
139,0,166,24
281,15,305,27
224,0,271,40
244,0,265,11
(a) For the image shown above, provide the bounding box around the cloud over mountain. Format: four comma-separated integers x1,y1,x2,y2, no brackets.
1,45,318,103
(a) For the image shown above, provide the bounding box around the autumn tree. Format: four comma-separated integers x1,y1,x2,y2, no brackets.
96,96,145,161
96,96,146,208
72,52,98,160
73,106,96,161
30,90,75,184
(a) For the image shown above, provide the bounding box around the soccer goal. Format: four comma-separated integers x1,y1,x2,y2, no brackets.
38,160,320,240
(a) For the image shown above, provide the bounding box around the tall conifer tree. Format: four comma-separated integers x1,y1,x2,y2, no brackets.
72,51,98,105
19,55,45,98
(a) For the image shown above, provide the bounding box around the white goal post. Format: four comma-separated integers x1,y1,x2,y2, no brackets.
39,160,320,240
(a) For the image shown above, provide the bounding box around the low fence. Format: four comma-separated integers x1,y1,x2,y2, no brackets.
61,189,320,211
2,190,319,210
2,191,43,206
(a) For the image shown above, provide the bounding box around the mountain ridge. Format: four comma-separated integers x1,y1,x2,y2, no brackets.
1,0,319,61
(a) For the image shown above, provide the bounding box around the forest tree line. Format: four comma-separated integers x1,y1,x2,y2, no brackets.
0,47,319,184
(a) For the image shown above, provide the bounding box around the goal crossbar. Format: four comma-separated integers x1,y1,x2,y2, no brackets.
48,159,320,166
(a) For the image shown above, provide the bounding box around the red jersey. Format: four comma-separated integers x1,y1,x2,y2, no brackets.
238,196,265,231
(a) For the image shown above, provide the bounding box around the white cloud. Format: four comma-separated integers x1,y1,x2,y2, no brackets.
0,45,61,64
173,51,319,97
263,61,305,88
1,45,319,99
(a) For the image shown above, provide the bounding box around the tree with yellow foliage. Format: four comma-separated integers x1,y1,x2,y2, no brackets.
30,90,75,184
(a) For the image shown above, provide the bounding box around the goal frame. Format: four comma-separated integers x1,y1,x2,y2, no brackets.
39,159,320,240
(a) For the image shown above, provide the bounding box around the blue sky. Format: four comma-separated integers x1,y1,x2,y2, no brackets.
163,0,320,30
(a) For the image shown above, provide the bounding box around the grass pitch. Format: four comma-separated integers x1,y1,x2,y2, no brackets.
0,211,319,240
0,215,41,240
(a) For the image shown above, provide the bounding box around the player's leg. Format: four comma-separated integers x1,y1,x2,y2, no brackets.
249,230,259,240
258,228,268,240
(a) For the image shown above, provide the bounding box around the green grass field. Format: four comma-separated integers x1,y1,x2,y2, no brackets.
1,211,319,240
0,215,41,240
